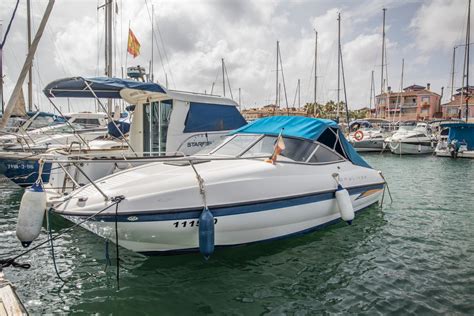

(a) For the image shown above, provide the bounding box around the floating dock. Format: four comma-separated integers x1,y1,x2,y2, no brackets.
0,271,27,316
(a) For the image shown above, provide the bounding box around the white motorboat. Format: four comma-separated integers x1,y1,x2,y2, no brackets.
349,128,386,152
28,116,385,256
435,122,474,158
386,122,435,155
348,119,393,152
0,112,108,149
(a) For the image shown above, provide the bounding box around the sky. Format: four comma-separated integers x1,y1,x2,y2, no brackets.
0,0,472,113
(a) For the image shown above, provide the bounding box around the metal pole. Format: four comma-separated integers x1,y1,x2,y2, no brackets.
399,59,404,122
451,46,457,100
221,58,225,96
106,0,113,116
0,0,55,129
337,13,341,120
298,78,300,107
151,4,154,82
369,70,374,114
466,0,471,122
27,0,33,112
381,8,386,95
0,21,3,114
314,29,318,106
238,87,241,109
275,40,279,107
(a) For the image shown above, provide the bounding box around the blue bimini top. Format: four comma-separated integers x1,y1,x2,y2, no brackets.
230,116,371,168
43,77,166,99
441,122,474,150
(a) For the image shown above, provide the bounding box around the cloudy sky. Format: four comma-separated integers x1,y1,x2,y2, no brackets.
0,0,472,113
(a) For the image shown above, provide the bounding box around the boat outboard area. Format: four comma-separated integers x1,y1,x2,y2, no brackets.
37,116,385,255
1,76,246,189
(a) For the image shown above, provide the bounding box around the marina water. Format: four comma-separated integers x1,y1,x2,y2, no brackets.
0,154,473,314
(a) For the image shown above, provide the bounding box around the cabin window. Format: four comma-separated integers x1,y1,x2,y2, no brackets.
72,118,101,127
143,100,173,155
307,144,343,163
29,116,55,129
183,103,247,133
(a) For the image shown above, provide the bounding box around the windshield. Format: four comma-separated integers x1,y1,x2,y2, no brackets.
242,136,317,162
211,135,261,156
205,134,320,162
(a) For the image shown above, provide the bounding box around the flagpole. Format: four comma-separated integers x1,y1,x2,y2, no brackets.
125,20,130,77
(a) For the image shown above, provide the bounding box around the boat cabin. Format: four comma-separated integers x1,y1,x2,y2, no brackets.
43,77,246,156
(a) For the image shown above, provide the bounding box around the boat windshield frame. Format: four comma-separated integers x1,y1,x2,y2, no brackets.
203,133,347,165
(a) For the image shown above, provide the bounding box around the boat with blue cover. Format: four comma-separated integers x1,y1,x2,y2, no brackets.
41,116,385,255
435,122,474,158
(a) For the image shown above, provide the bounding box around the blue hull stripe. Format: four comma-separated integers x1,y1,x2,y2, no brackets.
139,201,379,255
81,183,384,223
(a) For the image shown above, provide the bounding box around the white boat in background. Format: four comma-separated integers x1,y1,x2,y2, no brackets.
348,119,393,152
0,112,108,149
31,116,386,256
5,76,246,188
435,122,474,158
386,122,435,155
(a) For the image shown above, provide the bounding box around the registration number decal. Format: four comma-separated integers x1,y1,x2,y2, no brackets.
172,218,218,228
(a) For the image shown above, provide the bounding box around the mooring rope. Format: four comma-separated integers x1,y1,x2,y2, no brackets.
0,197,125,271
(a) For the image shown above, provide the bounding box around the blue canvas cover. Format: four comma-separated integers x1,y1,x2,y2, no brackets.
231,116,338,140
183,102,247,133
442,123,474,150
231,116,371,168
43,77,166,99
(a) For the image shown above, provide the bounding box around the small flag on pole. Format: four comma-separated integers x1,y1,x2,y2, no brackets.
127,28,141,58
265,129,286,164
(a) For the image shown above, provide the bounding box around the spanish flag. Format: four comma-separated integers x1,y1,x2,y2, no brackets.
127,29,141,58
265,129,286,164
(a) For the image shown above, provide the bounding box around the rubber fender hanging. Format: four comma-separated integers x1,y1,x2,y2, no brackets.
16,183,47,247
199,207,215,259
335,184,355,224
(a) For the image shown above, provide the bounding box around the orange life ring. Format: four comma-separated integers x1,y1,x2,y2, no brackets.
354,130,364,141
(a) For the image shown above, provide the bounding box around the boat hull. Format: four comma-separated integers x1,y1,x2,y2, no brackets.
352,139,385,152
59,184,384,254
435,149,474,158
389,141,434,155
0,157,51,186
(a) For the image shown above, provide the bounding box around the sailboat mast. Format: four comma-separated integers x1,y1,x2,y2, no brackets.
466,0,471,122
105,0,113,115
337,13,341,120
275,40,279,107
0,22,3,114
451,46,457,100
314,30,318,107
369,70,374,115
298,78,301,107
221,58,225,96
399,58,404,122
151,4,154,82
27,0,33,112
381,8,386,95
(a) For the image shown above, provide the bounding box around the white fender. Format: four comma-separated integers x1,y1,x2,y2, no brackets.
16,183,47,247
335,185,355,223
